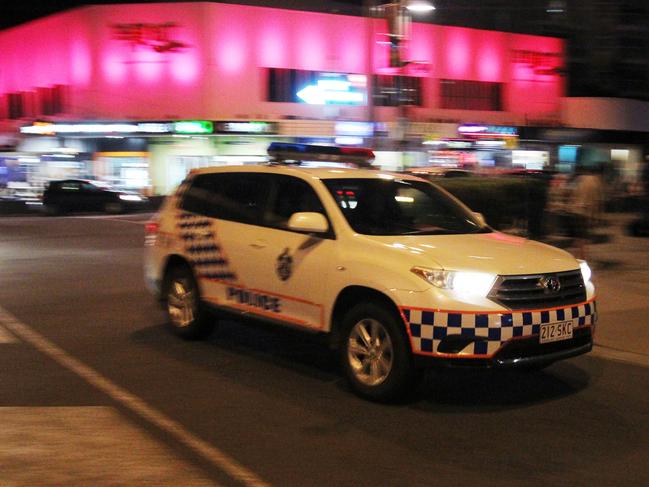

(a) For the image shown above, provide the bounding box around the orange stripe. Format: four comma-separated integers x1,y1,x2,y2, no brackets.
203,278,324,309
203,297,321,329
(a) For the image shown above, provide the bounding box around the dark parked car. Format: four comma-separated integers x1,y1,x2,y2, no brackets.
42,179,148,215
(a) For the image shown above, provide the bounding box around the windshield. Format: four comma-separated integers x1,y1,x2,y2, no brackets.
323,178,490,236
88,180,114,190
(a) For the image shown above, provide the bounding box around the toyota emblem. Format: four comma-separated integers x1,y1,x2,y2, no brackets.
540,276,561,293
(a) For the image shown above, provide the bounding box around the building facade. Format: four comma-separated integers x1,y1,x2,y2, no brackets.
0,2,565,124
1,2,641,196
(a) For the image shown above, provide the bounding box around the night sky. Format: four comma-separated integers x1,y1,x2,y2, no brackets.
0,1,172,29
0,1,365,29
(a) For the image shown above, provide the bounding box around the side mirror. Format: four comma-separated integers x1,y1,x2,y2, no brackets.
473,212,486,226
288,212,329,234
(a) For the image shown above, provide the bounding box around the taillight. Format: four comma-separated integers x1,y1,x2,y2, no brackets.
144,220,159,246
145,221,159,235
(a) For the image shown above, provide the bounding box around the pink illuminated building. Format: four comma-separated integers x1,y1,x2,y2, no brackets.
0,2,565,125
0,2,581,195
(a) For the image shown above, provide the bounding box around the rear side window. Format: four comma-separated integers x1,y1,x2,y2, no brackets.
60,181,81,192
180,173,270,225
265,175,326,229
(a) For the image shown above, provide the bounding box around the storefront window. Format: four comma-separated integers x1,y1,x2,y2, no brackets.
440,79,503,111
94,152,150,192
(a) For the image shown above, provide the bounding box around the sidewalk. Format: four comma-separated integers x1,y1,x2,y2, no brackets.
544,213,649,362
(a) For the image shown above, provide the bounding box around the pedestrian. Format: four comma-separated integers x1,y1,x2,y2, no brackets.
567,165,604,260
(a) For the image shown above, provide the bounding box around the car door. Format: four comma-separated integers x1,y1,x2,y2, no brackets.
177,172,273,316
58,180,82,211
79,182,108,211
178,171,333,331
240,174,335,331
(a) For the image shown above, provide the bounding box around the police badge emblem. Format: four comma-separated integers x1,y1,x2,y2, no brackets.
276,248,293,281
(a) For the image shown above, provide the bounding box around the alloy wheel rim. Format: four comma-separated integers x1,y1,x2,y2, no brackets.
347,318,394,386
167,278,195,328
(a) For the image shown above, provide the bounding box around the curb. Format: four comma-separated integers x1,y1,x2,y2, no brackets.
592,344,649,368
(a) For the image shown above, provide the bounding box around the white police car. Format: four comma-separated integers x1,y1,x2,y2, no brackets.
144,143,596,401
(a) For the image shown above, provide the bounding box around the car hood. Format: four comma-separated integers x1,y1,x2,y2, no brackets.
368,231,579,275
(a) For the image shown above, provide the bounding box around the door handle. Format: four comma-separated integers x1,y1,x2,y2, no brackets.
250,240,267,249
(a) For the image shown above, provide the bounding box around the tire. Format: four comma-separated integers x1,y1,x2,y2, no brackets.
44,203,61,216
340,302,419,402
163,265,215,340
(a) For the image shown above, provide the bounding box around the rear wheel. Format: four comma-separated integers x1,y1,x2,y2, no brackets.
164,266,215,340
341,302,419,402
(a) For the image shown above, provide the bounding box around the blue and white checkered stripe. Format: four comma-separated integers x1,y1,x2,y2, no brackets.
177,212,237,281
403,301,597,356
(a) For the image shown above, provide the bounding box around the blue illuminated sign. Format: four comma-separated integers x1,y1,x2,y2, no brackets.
297,73,366,105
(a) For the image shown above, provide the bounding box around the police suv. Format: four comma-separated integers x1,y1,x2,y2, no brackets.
144,143,596,401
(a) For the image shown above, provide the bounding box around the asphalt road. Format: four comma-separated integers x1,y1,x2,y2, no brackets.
1,214,648,486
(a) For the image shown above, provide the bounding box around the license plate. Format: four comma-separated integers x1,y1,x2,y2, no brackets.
540,320,573,344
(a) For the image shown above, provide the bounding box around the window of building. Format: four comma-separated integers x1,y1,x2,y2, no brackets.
7,93,24,119
38,85,65,116
372,75,423,107
440,79,503,111
267,68,318,103
266,68,366,105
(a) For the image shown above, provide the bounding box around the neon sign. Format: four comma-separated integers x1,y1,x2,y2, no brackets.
174,121,213,134
512,50,563,76
111,23,189,53
215,121,278,134
297,73,366,105
458,125,518,137
21,122,173,135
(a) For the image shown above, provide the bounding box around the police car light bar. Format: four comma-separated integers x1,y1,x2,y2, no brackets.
267,142,375,168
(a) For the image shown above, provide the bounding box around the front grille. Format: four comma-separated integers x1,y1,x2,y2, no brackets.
488,269,586,310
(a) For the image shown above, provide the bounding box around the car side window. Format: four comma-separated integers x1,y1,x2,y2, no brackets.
180,173,271,225
81,182,98,192
61,181,80,192
266,175,326,229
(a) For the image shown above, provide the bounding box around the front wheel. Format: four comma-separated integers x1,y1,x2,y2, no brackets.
340,303,419,402
164,266,215,340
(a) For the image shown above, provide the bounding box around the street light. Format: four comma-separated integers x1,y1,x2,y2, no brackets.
406,1,436,14
370,0,435,146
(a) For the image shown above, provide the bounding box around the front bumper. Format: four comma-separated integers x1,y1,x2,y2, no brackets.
413,326,593,368
402,299,597,368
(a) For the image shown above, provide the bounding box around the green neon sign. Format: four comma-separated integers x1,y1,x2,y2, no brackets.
174,121,214,134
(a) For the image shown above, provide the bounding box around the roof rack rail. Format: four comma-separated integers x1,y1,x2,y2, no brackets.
267,142,375,169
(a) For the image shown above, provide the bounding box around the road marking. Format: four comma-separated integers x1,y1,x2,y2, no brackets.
69,214,152,224
0,407,218,485
0,305,271,487
72,217,147,225
592,344,649,368
0,323,17,343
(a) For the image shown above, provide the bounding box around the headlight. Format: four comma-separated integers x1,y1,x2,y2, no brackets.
119,194,142,201
411,267,496,297
578,260,592,283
